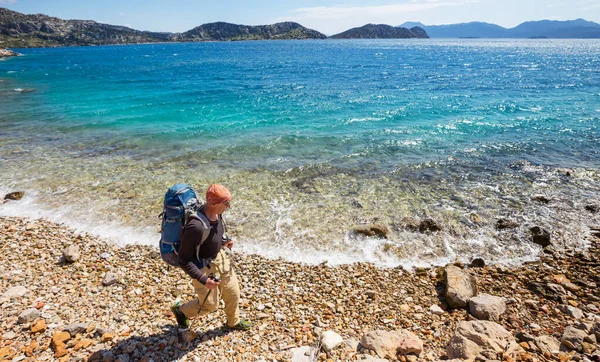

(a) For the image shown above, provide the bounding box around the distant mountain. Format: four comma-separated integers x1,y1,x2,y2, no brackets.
0,8,326,48
330,24,429,39
398,19,600,38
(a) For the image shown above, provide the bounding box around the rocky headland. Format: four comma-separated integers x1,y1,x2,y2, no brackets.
1,210,599,362
0,8,326,48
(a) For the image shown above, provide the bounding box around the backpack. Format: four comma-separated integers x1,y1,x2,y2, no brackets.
159,183,209,266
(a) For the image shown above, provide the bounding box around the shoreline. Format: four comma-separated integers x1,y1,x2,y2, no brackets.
1,215,599,361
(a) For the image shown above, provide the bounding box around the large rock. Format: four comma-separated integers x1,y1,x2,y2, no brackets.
561,325,588,352
534,335,561,355
352,224,389,239
592,322,600,340
443,265,478,308
468,294,506,321
0,286,28,302
320,330,344,352
558,305,584,319
62,245,81,263
291,346,317,362
446,321,519,360
4,191,24,200
18,308,40,324
530,226,551,247
360,329,423,359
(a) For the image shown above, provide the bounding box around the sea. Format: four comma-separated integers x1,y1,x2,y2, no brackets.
1,39,599,268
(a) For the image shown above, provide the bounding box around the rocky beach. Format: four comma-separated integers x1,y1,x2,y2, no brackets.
1,208,599,361
0,48,18,57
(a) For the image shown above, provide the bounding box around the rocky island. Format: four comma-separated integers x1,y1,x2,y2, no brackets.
0,48,18,57
330,24,429,39
0,8,326,48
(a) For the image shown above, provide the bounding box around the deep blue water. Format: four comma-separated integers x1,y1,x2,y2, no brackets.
1,39,599,267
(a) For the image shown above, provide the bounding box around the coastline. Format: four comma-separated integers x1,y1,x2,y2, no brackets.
1,215,599,361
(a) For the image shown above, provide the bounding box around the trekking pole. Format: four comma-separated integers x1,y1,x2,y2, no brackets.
189,274,220,330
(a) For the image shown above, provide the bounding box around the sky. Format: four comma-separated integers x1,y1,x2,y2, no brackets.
1,0,600,35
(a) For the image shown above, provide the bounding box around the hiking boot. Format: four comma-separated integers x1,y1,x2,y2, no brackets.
171,301,189,328
227,319,252,331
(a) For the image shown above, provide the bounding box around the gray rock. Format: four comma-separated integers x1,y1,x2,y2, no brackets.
446,320,520,360
591,322,600,340
2,331,17,340
290,346,317,362
430,304,445,315
0,286,28,302
559,305,585,319
561,325,588,352
530,226,551,247
444,265,478,308
532,195,551,204
64,323,88,337
360,329,423,358
102,272,119,286
18,308,40,324
63,245,81,263
534,335,561,355
468,294,506,321
320,330,344,352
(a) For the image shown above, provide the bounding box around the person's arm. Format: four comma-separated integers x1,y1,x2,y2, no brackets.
177,219,210,284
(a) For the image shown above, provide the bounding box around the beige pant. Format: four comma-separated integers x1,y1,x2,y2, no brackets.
179,249,241,327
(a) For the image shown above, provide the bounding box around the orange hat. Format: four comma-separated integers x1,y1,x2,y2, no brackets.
206,184,231,205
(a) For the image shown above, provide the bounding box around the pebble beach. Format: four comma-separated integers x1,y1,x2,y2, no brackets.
1,214,599,362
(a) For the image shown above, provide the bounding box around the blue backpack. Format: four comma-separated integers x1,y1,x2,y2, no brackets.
159,183,209,266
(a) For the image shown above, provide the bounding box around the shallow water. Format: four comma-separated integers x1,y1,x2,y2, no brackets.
1,39,599,267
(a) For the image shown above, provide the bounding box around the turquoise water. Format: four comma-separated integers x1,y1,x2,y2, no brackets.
1,39,599,267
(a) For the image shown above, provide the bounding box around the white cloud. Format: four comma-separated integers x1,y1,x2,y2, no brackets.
277,1,480,34
119,12,126,17
0,0,17,4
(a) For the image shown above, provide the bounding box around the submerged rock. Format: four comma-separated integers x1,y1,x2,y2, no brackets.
495,218,519,230
530,226,551,247
352,223,389,239
419,218,442,233
4,191,24,200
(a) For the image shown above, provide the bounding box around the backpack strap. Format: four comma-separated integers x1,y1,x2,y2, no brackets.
187,210,211,263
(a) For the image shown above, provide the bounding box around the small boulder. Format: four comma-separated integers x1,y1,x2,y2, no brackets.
102,272,119,286
446,320,520,360
291,346,317,362
530,226,551,247
469,258,485,268
430,305,445,315
495,219,519,230
0,286,28,302
468,294,506,321
561,325,588,352
419,218,442,233
444,265,478,309
352,224,389,239
18,308,40,324
534,335,561,355
592,322,600,340
30,319,47,334
558,305,584,319
321,330,344,352
64,323,88,337
4,191,24,200
62,245,81,263
360,329,423,358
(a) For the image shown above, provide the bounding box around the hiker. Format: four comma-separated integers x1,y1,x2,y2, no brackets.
171,184,252,331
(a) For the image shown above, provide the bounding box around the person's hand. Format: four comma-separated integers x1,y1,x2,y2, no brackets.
205,278,220,290
224,239,234,249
